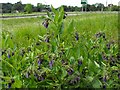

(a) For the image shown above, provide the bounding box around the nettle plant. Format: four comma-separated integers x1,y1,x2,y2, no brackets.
1,6,120,89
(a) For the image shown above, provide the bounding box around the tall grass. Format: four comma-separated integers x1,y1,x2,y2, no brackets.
2,13,118,49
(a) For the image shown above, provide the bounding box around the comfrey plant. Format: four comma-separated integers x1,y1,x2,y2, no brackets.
1,6,119,89
42,5,66,42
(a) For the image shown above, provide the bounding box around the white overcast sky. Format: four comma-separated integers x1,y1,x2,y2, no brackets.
0,0,119,8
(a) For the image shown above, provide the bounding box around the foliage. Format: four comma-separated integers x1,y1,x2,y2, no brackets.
1,1,120,13
24,4,33,13
12,1,24,12
2,3,13,13
1,6,119,89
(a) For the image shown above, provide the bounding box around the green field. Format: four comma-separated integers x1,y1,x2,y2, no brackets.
1,11,119,89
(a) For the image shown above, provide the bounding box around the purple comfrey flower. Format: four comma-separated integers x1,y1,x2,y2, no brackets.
49,60,54,69
61,59,68,65
101,53,108,60
110,56,115,61
11,79,15,84
42,19,49,28
106,41,114,50
69,76,80,85
8,79,15,88
67,68,74,75
61,59,65,64
34,72,38,78
95,32,102,38
103,75,107,82
78,60,82,66
37,76,44,81
7,54,11,58
103,85,106,89
38,59,43,66
26,72,30,78
95,32,106,39
45,36,50,43
74,76,80,83
75,32,79,41
106,43,111,50
20,49,25,57
102,55,108,60
8,83,11,88
34,72,45,81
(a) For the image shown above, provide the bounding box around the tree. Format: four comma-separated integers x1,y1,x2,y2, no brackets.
37,3,44,12
90,4,97,11
2,3,13,13
111,5,119,11
12,1,24,12
95,3,104,11
24,4,33,13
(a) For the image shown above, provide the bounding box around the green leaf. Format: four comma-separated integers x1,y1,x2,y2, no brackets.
94,61,100,68
92,79,102,88
12,79,22,88
51,5,57,14
58,6,64,23
70,56,75,64
51,38,57,53
86,76,94,82
61,67,67,80
0,76,11,80
47,11,52,18
88,59,94,70
111,66,118,70
51,5,59,23
2,59,15,69
67,20,74,33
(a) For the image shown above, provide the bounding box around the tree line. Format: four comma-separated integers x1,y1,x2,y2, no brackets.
1,1,120,13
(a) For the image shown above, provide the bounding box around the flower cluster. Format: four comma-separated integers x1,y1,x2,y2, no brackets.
42,19,49,28
95,32,106,40
67,68,74,75
69,76,80,85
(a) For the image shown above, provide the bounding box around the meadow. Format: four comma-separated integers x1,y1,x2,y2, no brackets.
1,7,119,89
